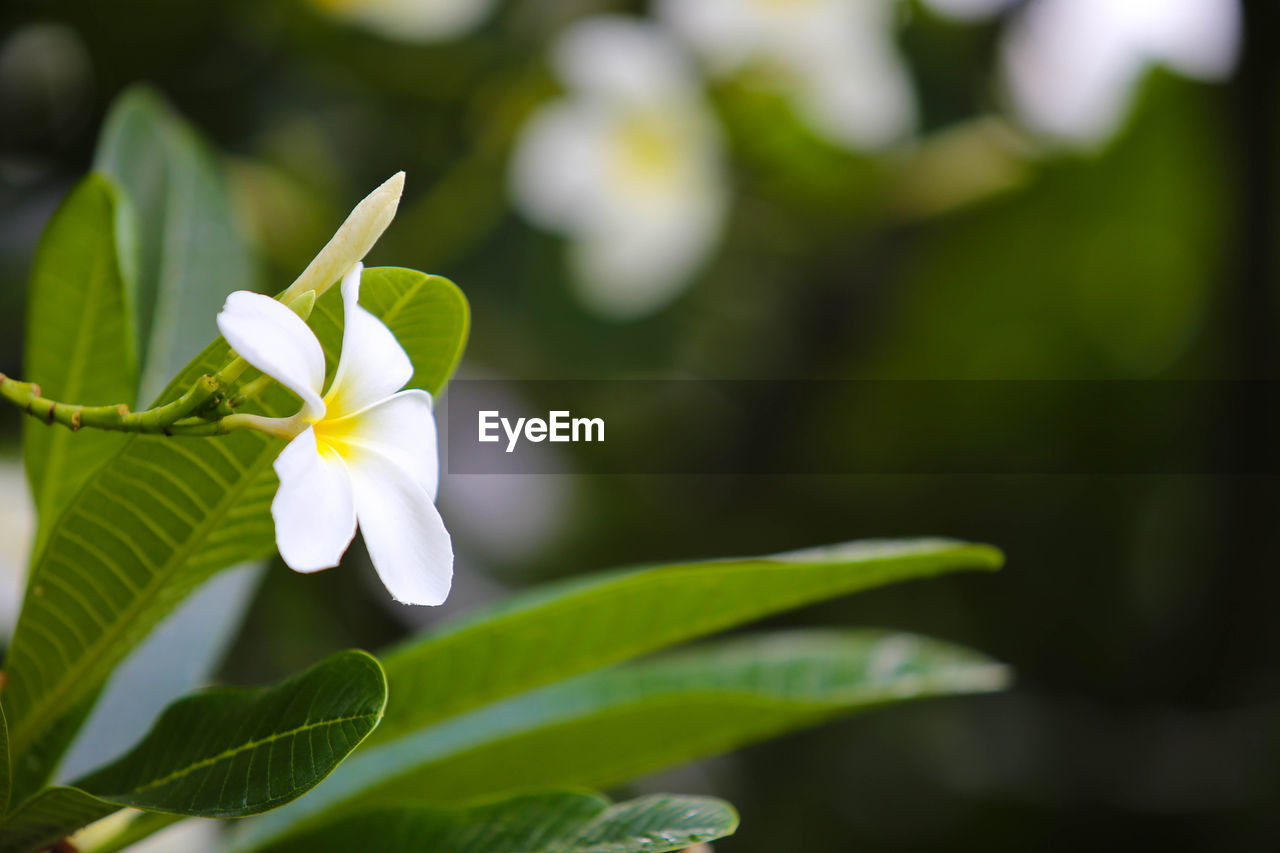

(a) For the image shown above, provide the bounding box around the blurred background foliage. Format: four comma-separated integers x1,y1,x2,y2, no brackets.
2,0,1279,850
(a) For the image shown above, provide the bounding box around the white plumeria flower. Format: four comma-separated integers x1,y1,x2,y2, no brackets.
921,0,1242,145
217,263,453,606
510,16,728,319
308,0,498,43
656,0,916,151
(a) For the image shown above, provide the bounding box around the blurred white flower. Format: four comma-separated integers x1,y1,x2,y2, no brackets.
922,0,1242,145
656,0,916,151
72,811,220,853
0,458,32,638
309,0,498,43
127,817,221,853
510,17,728,318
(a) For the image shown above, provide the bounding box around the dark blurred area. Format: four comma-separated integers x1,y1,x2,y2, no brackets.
3,0,1279,850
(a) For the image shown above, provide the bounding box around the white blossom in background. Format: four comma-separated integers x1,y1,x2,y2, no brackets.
72,810,220,853
921,0,1242,145
510,16,728,319
655,0,916,151
0,458,33,637
218,263,453,606
308,0,498,42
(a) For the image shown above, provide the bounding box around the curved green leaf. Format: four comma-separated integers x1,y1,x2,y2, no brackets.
37,95,269,790
252,791,737,853
2,267,467,800
0,650,386,853
22,173,137,558
94,84,257,403
373,538,1002,745
80,649,386,814
307,267,470,397
0,788,107,853
243,629,1006,847
59,564,264,780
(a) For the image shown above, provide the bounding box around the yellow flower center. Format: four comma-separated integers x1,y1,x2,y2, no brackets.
609,114,684,196
312,414,362,462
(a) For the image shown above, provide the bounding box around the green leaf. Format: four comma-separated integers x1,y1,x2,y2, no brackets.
0,788,107,853
0,651,386,853
370,630,1005,803
308,268,471,397
35,93,267,788
249,791,737,853
94,85,257,402
244,629,1004,846
78,649,386,814
22,173,137,558
373,538,1002,745
59,563,263,779
1,267,467,800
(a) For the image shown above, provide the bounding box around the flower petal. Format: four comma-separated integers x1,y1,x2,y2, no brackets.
271,426,358,572
571,184,725,318
282,172,405,302
349,449,453,605
510,102,614,233
322,389,438,499
553,16,698,102
217,290,326,419
323,263,414,419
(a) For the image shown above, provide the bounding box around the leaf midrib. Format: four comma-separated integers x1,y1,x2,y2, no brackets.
375,666,1007,785
108,710,378,799
374,549,991,741
141,147,190,400
250,647,1001,845
32,202,121,526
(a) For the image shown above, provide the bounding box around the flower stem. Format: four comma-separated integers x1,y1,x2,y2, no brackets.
0,371,226,436
1,290,319,438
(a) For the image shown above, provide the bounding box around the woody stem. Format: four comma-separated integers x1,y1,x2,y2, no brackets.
0,371,225,435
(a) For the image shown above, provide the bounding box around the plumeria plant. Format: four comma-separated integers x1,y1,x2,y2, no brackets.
0,89,1009,853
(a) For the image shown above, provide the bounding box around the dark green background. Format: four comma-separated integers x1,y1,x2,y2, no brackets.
2,1,1279,850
